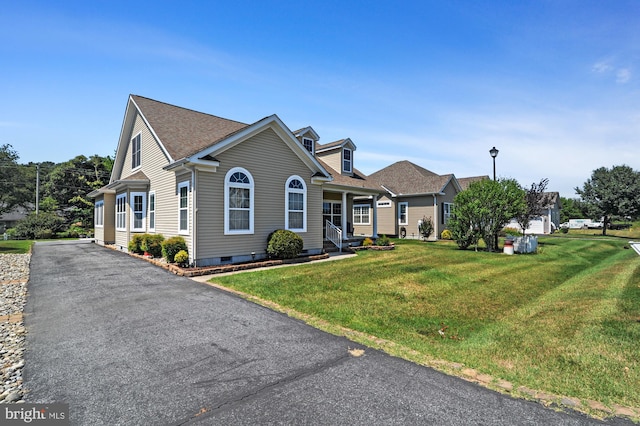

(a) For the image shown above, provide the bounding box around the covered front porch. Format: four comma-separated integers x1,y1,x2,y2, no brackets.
322,188,380,252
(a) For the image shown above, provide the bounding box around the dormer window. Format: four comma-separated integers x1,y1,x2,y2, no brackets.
343,148,352,173
302,137,314,155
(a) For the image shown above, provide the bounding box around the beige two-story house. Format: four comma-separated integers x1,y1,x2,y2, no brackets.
90,95,381,266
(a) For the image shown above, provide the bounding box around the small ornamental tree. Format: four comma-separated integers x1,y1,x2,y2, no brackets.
515,178,551,237
419,216,434,241
449,178,526,252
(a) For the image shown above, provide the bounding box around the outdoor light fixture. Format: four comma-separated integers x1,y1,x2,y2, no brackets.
489,146,499,181
489,146,500,251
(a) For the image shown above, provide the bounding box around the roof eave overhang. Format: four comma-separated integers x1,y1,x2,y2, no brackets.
87,188,116,198
106,179,150,192
323,182,382,196
164,157,221,173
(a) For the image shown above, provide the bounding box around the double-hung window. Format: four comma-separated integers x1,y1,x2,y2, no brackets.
285,176,306,232
353,204,370,225
224,167,254,234
343,148,352,173
302,137,314,154
131,134,141,169
398,202,408,225
95,201,104,227
443,202,453,224
131,192,146,232
178,182,189,234
148,192,156,231
116,194,127,231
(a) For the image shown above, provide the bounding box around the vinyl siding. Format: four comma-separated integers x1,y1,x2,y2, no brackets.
195,127,323,265
402,196,436,240
375,195,396,236
96,193,116,245
115,113,193,254
436,181,458,238
352,199,374,236
317,149,341,175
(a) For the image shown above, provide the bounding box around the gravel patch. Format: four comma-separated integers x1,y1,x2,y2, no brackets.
0,253,30,404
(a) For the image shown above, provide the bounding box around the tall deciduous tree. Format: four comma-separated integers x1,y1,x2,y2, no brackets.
0,144,29,214
559,197,589,223
514,178,550,237
575,165,640,235
43,154,113,227
448,178,526,251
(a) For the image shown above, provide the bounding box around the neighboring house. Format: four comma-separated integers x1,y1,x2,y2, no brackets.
507,192,562,235
0,205,30,233
363,161,488,240
89,95,381,266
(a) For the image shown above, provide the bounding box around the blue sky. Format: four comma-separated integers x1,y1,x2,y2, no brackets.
2,0,639,197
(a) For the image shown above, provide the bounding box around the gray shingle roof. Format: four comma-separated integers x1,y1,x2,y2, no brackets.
317,158,380,191
131,95,250,161
369,160,453,195
457,175,489,191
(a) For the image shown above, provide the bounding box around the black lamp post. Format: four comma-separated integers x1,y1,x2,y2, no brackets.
489,146,499,181
489,146,499,251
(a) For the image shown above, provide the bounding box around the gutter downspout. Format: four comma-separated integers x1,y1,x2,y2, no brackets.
191,167,197,266
433,194,438,240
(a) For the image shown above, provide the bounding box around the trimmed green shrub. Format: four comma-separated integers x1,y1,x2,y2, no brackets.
141,234,164,258
174,250,189,266
503,227,521,237
13,212,65,239
376,235,391,246
128,234,145,254
441,229,453,240
35,229,54,239
362,237,374,247
162,236,187,263
267,229,303,259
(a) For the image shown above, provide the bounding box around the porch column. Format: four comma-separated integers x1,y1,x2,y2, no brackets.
342,191,348,240
372,195,378,238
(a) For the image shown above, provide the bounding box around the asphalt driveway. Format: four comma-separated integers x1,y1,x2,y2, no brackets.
23,241,630,425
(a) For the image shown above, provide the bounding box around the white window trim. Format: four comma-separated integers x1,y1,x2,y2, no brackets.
148,192,156,232
130,192,146,232
285,175,307,232
116,194,127,231
131,132,142,171
353,204,371,225
178,182,190,235
95,200,104,228
443,202,453,224
302,137,314,155
224,167,254,235
398,201,408,226
343,148,352,173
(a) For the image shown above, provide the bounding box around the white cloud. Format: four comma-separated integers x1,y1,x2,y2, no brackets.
592,60,613,73
616,68,631,83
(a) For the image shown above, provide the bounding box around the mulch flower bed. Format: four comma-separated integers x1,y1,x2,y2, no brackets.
125,250,330,277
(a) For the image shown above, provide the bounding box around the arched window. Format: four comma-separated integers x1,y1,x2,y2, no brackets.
285,176,306,232
224,167,254,234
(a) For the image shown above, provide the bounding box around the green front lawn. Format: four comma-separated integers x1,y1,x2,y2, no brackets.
212,237,640,411
0,240,34,254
